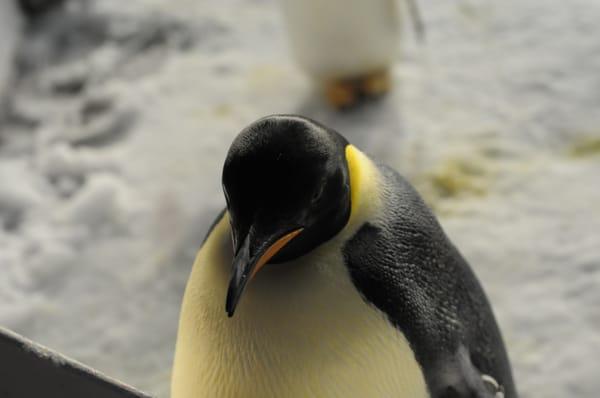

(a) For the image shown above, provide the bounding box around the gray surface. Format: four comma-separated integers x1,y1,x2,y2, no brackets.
0,1,599,397
0,326,151,398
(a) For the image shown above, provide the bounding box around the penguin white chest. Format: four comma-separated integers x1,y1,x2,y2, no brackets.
280,0,402,79
171,214,429,398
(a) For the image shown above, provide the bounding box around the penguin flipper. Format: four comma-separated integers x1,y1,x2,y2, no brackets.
341,165,517,398
343,220,510,398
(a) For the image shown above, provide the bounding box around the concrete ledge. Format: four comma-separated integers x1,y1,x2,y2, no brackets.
0,327,152,398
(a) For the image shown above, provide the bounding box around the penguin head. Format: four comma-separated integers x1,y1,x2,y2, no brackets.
222,115,351,316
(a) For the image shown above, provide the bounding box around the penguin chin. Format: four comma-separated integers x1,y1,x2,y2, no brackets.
268,243,307,264
269,224,342,263
268,210,351,264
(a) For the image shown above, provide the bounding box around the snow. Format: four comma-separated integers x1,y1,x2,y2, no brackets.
1,0,599,397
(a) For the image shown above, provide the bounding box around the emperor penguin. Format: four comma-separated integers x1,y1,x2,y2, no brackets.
279,1,423,108
171,115,517,398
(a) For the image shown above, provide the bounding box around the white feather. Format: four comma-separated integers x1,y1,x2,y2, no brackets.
280,0,402,80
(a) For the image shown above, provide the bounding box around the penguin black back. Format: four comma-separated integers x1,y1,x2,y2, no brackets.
343,164,518,398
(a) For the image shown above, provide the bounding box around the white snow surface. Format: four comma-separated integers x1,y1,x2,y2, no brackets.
1,1,600,397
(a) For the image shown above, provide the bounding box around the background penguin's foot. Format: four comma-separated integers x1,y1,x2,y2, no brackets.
324,79,357,109
360,69,391,98
323,69,391,109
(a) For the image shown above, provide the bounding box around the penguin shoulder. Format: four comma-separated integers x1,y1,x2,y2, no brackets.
342,159,517,398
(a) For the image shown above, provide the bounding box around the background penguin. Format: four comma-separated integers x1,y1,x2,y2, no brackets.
279,0,424,108
171,115,517,398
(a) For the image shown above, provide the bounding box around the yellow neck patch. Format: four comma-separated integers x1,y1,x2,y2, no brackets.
345,144,364,218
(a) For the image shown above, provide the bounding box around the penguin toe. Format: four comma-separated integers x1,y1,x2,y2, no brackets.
481,374,504,398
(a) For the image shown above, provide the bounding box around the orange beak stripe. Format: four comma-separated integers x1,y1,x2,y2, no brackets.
250,228,304,279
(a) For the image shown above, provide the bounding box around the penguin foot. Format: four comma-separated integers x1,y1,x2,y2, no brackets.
323,69,392,109
360,69,391,98
324,80,357,109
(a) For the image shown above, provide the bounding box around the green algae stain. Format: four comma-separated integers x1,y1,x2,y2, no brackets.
458,3,480,20
413,155,492,214
569,137,600,158
213,103,233,117
429,159,488,198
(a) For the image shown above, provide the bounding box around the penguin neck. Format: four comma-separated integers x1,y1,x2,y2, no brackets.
342,144,383,237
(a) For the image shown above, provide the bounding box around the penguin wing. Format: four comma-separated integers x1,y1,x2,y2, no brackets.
342,165,517,398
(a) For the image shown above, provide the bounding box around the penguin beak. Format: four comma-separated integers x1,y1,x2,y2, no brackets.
225,227,303,317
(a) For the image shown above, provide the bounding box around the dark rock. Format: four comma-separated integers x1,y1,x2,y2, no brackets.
17,0,66,19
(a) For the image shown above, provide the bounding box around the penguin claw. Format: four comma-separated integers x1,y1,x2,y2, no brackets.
481,374,504,398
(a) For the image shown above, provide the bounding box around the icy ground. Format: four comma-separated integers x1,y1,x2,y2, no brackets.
1,0,599,397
